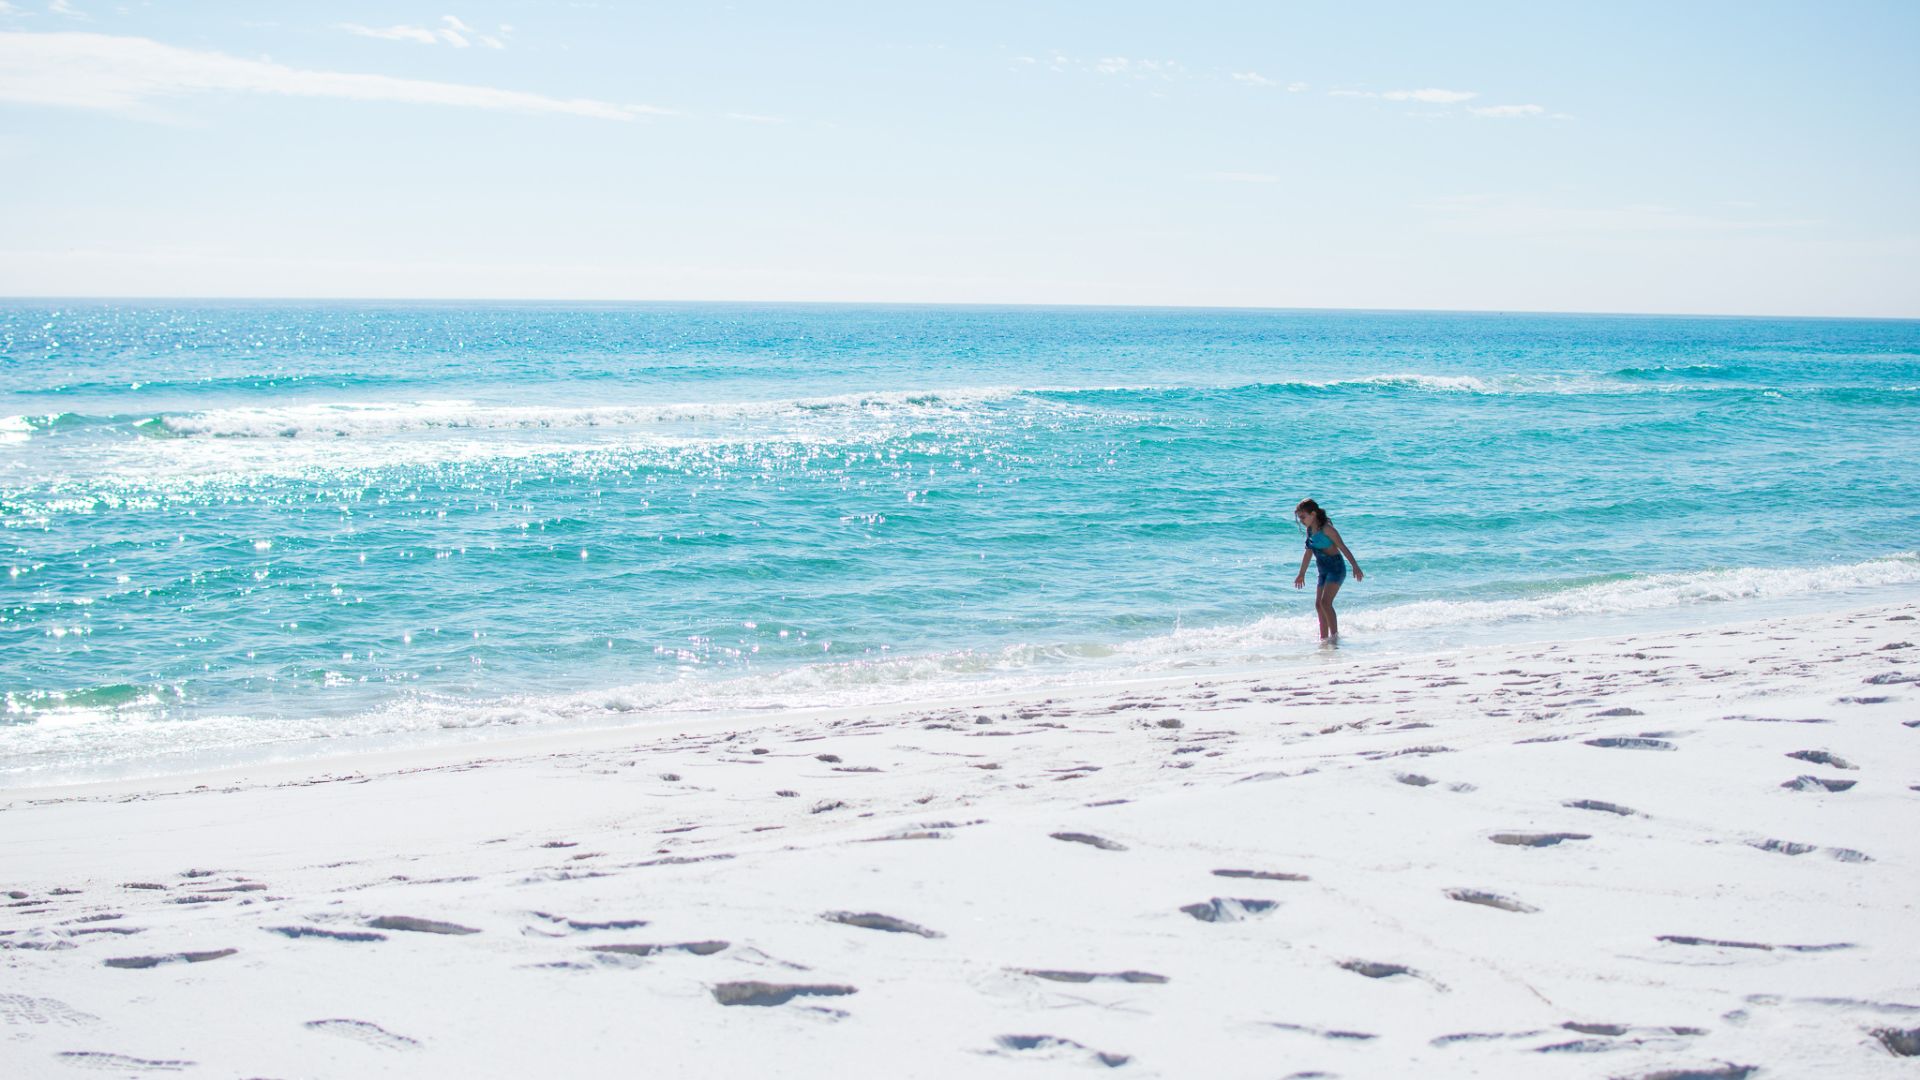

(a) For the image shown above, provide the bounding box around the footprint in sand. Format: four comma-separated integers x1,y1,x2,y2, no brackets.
1786,750,1857,770
1444,889,1538,913
1180,897,1278,922
1489,832,1591,847
367,916,480,935
711,981,858,1007
1338,960,1413,979
268,926,387,942
992,1034,1130,1068
1617,1066,1754,1079
1560,1021,1707,1037
306,1018,422,1050
0,993,99,1027
1872,1027,1920,1056
532,912,650,932
1213,869,1310,882
1050,831,1127,851
1584,737,1675,751
822,911,943,938
1781,776,1857,792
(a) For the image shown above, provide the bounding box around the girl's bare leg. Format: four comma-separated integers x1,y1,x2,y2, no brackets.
1319,581,1343,640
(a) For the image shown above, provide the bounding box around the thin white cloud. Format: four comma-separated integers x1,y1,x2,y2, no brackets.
0,2,27,16
1467,103,1545,118
1385,88,1475,104
1422,195,1820,234
1033,53,1184,79
1197,171,1283,184
1233,73,1308,92
339,15,506,49
340,23,438,45
1333,87,1477,104
47,0,84,17
0,31,668,120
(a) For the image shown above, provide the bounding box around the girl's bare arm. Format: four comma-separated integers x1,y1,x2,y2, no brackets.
1325,524,1363,578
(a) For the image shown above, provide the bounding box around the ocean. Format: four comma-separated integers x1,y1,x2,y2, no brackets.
4,302,1917,784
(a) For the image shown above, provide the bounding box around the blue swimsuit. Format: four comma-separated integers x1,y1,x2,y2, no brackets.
1307,529,1347,586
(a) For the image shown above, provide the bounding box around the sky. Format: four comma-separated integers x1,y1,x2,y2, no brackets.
1,1,1916,316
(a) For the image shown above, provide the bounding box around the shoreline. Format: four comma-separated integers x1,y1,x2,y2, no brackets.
10,571,1920,794
4,599,1917,1075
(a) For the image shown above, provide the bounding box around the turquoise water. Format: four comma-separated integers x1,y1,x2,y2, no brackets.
4,302,1918,782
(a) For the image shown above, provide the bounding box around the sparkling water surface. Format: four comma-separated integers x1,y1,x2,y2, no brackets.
4,302,1918,782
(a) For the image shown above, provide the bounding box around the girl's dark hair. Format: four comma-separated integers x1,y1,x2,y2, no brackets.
1295,498,1329,529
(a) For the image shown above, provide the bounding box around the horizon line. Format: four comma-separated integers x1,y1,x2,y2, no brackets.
2,295,1916,323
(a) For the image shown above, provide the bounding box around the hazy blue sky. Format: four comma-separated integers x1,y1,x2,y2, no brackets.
2,2,1916,315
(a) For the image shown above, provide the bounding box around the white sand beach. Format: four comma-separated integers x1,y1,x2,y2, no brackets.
4,602,1917,1078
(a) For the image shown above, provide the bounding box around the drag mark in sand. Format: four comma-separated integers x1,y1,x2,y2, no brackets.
586,940,729,957
1656,934,1855,953
1619,1066,1755,1080
54,1051,194,1071
102,948,236,968
306,1018,422,1049
1212,869,1310,881
1020,969,1169,984
1430,1029,1547,1047
1266,1021,1378,1042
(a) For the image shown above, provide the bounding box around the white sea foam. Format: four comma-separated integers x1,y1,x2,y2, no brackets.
154,388,1030,439
0,415,32,444
1116,552,1920,660
1347,373,1494,392
9,552,1917,785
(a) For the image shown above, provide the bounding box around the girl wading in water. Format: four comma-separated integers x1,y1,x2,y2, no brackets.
1293,499,1362,643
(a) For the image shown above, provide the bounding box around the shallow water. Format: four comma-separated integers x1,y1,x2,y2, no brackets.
4,302,1917,782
